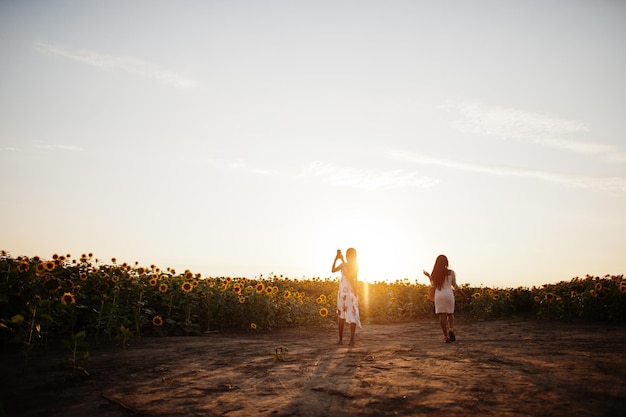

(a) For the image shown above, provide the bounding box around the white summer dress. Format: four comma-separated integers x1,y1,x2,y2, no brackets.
337,266,362,327
433,270,457,314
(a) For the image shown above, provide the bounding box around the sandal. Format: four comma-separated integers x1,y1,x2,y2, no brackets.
448,330,456,342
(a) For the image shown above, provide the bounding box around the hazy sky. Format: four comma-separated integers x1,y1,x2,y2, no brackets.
1,0,625,287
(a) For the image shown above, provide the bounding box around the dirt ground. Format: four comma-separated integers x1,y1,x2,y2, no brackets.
2,319,625,417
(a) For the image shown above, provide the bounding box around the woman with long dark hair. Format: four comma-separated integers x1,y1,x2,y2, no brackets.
424,255,469,343
332,248,361,346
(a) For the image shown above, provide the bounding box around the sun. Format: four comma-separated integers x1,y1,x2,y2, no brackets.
322,212,421,283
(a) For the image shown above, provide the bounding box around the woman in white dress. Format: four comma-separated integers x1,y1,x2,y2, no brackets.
332,248,361,346
424,255,469,343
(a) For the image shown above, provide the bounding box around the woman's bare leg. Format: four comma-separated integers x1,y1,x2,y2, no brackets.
348,323,356,346
338,318,345,344
439,314,448,340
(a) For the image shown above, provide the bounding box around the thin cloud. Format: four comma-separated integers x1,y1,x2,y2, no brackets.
36,42,198,89
32,141,82,152
390,149,626,193
299,161,439,190
226,159,280,176
444,100,622,160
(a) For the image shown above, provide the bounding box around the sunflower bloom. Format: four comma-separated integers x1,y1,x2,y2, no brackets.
159,283,168,294
17,262,29,273
256,283,265,293
238,296,246,304
319,307,329,317
472,292,481,299
44,261,56,271
45,278,62,292
149,277,158,286
250,323,257,330
61,292,76,305
152,315,164,327
595,282,602,291
545,293,555,301
283,290,291,299
181,282,193,293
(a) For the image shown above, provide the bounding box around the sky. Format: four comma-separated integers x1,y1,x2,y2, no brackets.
1,0,625,288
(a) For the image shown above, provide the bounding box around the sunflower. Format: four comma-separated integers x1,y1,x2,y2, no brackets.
181,282,194,293
152,315,163,327
316,295,326,304
61,292,76,305
283,290,291,299
233,285,242,294
44,261,56,271
149,277,158,286
266,286,274,295
533,295,540,302
159,283,168,294
250,323,257,330
184,270,194,280
620,282,626,294
319,307,329,317
595,282,602,291
44,278,62,292
472,292,481,299
79,272,88,281
256,283,265,293
238,296,246,304
17,262,29,273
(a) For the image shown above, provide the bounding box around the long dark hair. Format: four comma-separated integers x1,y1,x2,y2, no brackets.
430,254,450,290
345,248,358,280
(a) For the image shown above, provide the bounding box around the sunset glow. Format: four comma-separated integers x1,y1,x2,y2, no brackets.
1,1,624,288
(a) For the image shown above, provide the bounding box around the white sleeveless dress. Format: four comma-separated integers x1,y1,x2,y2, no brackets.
434,270,457,314
337,268,361,327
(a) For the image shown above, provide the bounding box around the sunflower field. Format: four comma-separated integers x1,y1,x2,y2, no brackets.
1,250,625,359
